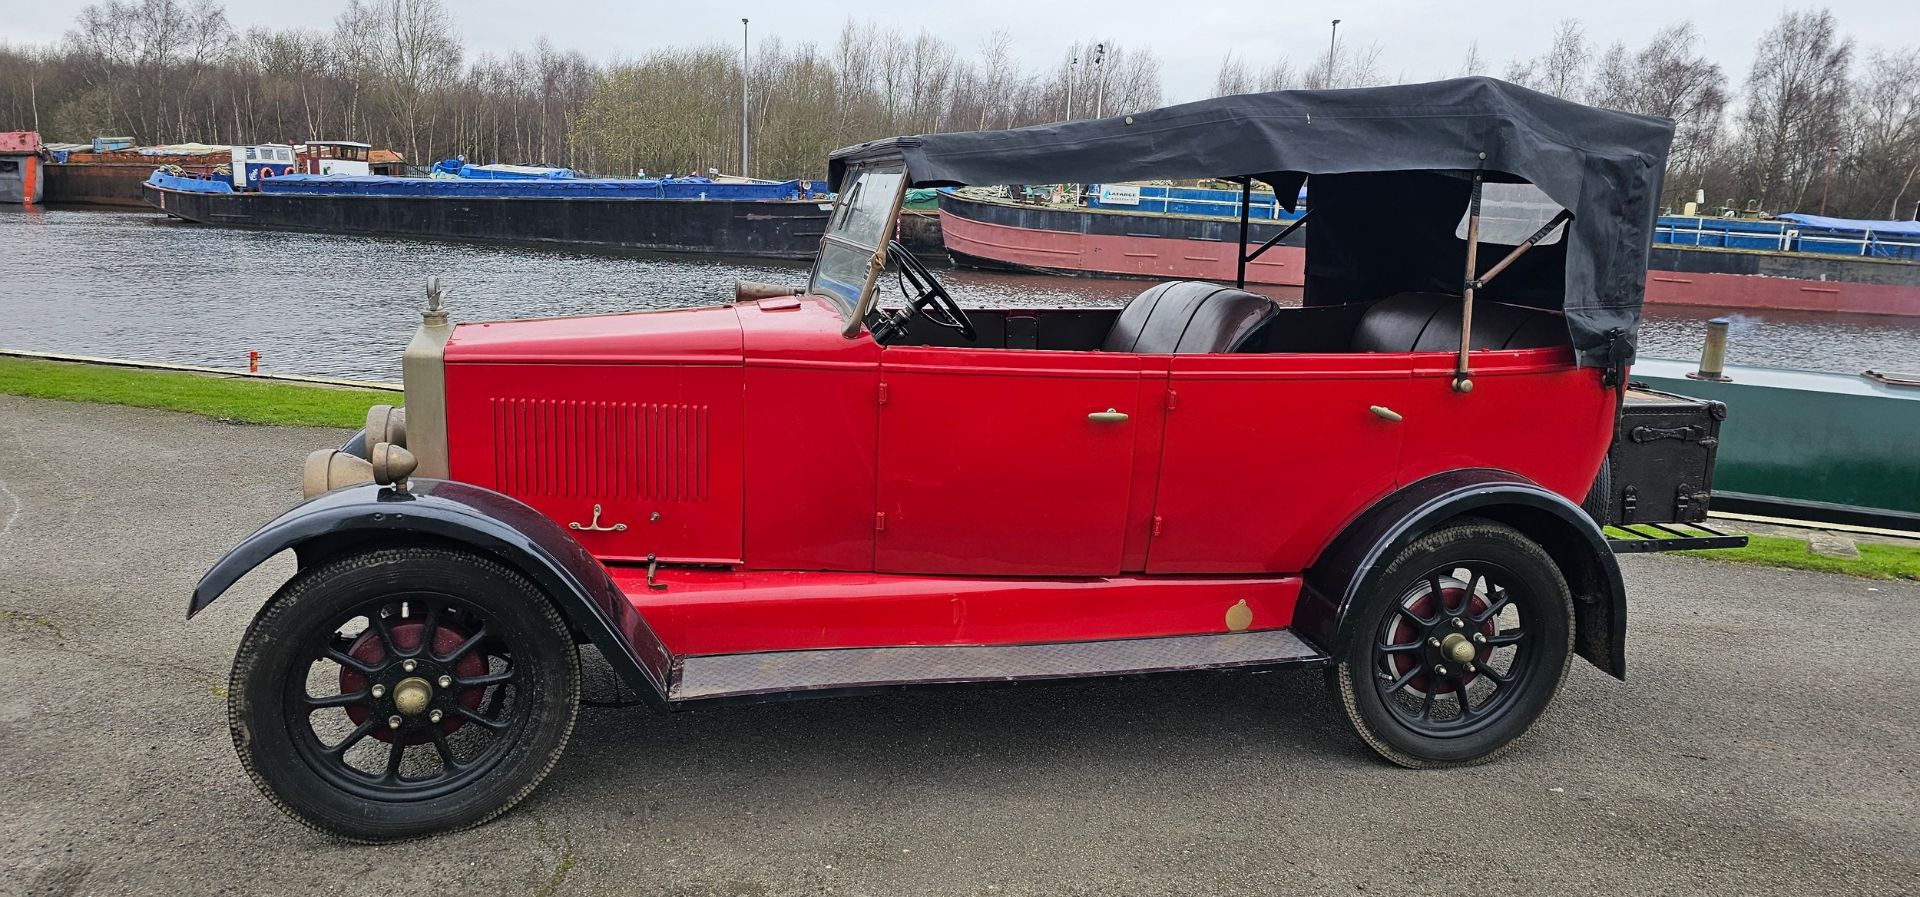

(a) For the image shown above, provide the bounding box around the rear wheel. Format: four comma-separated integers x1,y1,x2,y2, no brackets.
228,547,579,841
1329,520,1573,767
1580,457,1613,526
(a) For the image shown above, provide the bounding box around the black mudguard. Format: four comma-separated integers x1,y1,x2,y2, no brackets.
189,479,673,708
1295,468,1629,680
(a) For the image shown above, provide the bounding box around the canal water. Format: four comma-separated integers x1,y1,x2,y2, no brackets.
4,206,1916,382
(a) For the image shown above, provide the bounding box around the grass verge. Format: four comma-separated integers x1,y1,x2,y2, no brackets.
1676,533,1920,582
0,356,390,428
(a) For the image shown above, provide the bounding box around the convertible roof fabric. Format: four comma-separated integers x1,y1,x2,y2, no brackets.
831,77,1676,367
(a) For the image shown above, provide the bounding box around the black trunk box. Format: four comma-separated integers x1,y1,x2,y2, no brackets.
1599,387,1729,525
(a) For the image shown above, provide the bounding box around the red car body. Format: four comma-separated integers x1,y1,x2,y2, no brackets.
437,296,1611,657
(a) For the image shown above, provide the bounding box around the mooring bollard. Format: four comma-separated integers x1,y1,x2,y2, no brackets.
1688,318,1731,382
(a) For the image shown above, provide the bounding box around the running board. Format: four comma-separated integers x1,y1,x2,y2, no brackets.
668,629,1327,704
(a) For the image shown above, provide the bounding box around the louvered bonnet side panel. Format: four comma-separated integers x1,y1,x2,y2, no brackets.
444,364,744,564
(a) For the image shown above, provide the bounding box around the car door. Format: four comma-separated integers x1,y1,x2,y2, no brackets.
1146,353,1412,574
874,345,1160,576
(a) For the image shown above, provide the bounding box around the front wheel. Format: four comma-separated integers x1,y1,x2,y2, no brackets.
1329,520,1574,767
228,547,580,841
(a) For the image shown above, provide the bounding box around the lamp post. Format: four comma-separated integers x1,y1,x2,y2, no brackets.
740,18,750,178
1327,19,1340,88
1092,42,1107,119
1065,52,1078,120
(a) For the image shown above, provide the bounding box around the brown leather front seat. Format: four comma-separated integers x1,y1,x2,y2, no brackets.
1103,281,1279,354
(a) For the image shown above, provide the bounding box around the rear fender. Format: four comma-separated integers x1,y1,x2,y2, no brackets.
189,479,672,708
1295,468,1628,680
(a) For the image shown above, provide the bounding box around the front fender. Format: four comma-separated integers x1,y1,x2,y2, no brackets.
1295,468,1628,680
190,479,673,707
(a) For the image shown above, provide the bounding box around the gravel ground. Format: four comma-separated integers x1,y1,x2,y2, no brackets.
1,394,1915,897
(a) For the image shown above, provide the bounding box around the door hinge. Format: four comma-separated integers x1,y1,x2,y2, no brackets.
1165,389,1179,411
875,511,887,532
1151,515,1164,536
877,382,889,405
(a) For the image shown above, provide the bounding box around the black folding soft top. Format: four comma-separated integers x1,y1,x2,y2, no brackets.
829,77,1676,367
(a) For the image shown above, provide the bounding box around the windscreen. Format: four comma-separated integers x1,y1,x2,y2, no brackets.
808,162,906,332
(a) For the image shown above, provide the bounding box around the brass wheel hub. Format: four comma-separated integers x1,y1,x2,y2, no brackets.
1440,632,1477,665
392,676,434,716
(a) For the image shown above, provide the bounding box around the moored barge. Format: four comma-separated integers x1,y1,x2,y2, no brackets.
938,189,1920,316
143,170,833,259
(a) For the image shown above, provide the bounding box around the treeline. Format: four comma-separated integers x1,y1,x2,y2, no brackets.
0,0,1159,180
1214,11,1920,220
1,2,1914,219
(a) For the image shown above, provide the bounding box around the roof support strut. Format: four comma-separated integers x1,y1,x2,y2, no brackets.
1246,209,1313,264
1233,180,1312,290
1479,209,1573,285
1454,160,1485,393
1235,178,1252,288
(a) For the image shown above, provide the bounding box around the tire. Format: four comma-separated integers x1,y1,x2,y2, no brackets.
1329,520,1574,768
1580,456,1613,527
228,546,580,842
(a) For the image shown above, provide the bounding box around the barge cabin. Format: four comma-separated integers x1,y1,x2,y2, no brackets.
1,131,44,204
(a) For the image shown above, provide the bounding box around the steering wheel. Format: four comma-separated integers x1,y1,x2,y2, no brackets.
881,240,976,342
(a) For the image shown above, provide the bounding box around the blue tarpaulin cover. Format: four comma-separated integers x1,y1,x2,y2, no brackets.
145,170,233,194
1775,213,1920,238
260,173,824,200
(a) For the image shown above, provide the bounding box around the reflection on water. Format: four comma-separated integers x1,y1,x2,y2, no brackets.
2,206,1915,382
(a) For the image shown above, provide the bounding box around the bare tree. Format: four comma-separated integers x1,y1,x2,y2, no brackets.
1214,52,1253,97
1739,8,1853,211
1459,41,1485,78
1506,18,1589,99
1304,40,1383,89
1589,23,1728,204
376,0,461,162
1844,48,1920,218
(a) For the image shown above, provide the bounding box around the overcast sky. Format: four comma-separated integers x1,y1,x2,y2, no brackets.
6,0,1915,101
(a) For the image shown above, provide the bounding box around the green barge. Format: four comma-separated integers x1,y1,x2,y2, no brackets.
1632,357,1920,530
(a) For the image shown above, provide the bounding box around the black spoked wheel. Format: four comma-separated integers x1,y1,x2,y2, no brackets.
1331,520,1573,767
229,547,579,841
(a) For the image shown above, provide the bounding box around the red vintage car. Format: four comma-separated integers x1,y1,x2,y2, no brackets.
193,78,1737,841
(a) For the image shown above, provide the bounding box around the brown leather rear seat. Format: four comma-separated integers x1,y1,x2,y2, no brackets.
1349,292,1565,353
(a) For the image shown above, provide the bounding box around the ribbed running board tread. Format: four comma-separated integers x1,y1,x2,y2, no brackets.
671,629,1325,701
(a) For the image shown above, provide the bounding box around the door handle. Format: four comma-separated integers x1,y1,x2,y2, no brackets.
1088,408,1130,423
1369,405,1403,422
